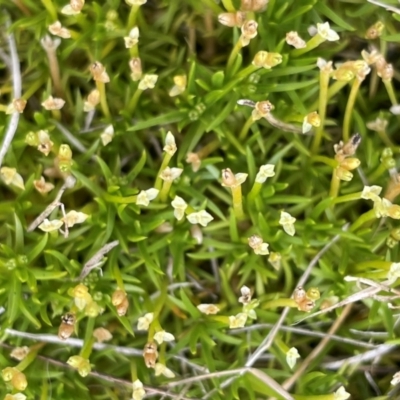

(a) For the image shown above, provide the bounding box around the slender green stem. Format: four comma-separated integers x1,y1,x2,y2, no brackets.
311,155,338,168
383,79,398,105
247,182,262,202
309,80,348,112
227,39,243,71
128,88,143,114
80,317,95,359
127,5,140,30
130,360,138,382
17,343,45,371
155,153,173,190
343,78,362,142
377,129,394,148
354,260,391,271
239,116,254,140
231,185,244,219
113,264,125,291
349,209,376,232
311,68,330,154
96,81,111,119
293,395,335,400
291,34,324,57
263,298,297,309
332,192,361,204
329,168,340,198
235,64,259,80
221,0,235,12
159,180,173,202
41,0,57,20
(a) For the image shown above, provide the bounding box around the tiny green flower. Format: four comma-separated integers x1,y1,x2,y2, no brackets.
286,31,306,49
137,312,154,330
72,283,92,310
136,188,159,206
41,95,65,110
132,379,146,400
391,371,400,385
138,74,158,90
197,304,220,314
388,262,400,283
279,211,296,236
317,22,340,41
171,196,187,220
187,210,213,227
255,164,275,183
62,210,89,228
67,355,91,377
100,125,114,146
163,131,177,156
361,185,382,201
38,218,64,232
124,27,139,48
154,363,175,378
333,386,350,400
229,312,248,329
49,21,71,39
0,167,25,190
153,330,175,344
286,347,300,369
159,167,183,182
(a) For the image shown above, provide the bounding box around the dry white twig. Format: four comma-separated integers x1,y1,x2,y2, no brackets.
78,240,120,280
27,176,76,232
0,16,22,168
367,0,400,14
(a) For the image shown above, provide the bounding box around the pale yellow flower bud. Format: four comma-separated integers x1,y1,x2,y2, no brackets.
286,31,306,49
34,176,55,194
61,0,84,15
255,164,275,183
38,219,63,232
138,74,158,90
218,11,246,27
62,210,88,228
163,131,177,156
159,167,183,182
136,188,159,206
10,347,30,361
154,363,175,378
252,51,282,69
67,355,91,377
84,89,100,112
41,95,65,110
100,125,114,146
252,101,274,120
154,330,175,345
279,211,296,236
186,152,201,172
317,22,339,41
197,304,220,314
221,168,248,188
187,210,213,227
124,27,139,48
365,21,384,39
129,57,142,81
90,61,110,83
6,98,27,114
171,196,187,220
240,20,258,46
137,312,154,330
1,167,25,190
49,21,71,39
286,347,300,369
229,312,248,328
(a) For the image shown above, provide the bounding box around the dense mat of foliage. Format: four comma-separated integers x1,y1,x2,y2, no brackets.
1,0,400,399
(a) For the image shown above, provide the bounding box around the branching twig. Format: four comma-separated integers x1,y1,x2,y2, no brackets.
27,176,77,232
78,240,120,280
0,15,22,168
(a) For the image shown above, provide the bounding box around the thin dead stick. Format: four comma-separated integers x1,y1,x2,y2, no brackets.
78,240,120,280
4,328,207,373
237,99,306,134
232,323,377,349
0,15,22,168
27,175,76,232
294,278,394,325
367,0,400,14
52,120,88,153
280,303,353,392
322,343,396,370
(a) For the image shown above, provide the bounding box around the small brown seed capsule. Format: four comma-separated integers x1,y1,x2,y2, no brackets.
143,341,158,368
58,312,76,340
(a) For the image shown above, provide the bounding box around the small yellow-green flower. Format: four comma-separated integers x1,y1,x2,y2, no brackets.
153,330,175,344
187,210,213,227
171,196,187,220
1,167,25,190
154,363,175,378
62,210,89,228
159,167,183,182
255,164,275,183
67,355,91,377
286,347,300,369
163,131,177,156
333,386,350,400
317,22,340,41
137,312,154,331
132,379,146,400
279,211,296,236
136,188,159,206
38,219,64,232
100,125,114,146
138,74,158,90
361,185,382,201
229,312,248,329
124,27,139,48
197,304,220,314
388,262,400,283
